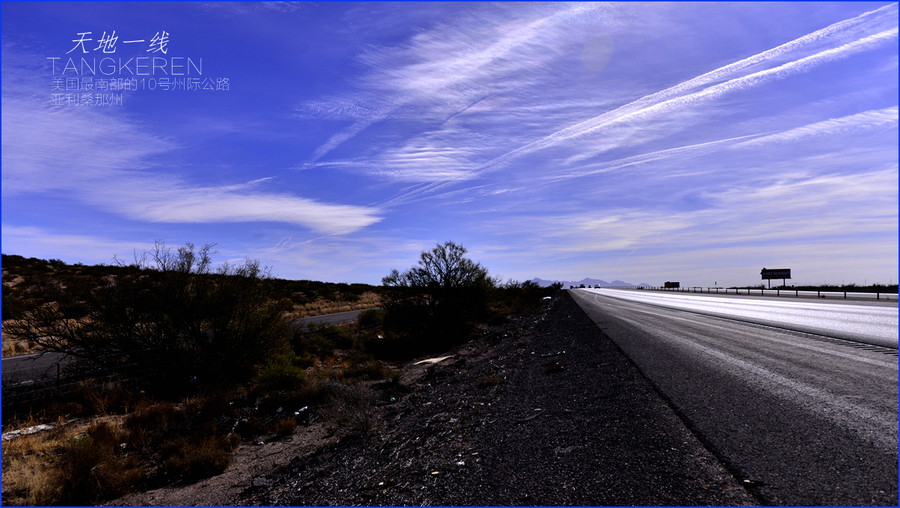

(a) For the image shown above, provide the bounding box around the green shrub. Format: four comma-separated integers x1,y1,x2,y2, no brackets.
491,279,560,316
357,308,384,331
255,354,307,391
344,352,390,381
294,352,318,369
381,241,496,355
293,322,354,356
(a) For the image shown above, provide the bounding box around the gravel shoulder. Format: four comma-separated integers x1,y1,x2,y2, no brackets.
110,291,758,506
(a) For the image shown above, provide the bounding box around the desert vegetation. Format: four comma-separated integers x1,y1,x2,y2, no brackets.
1,240,558,505
377,241,560,360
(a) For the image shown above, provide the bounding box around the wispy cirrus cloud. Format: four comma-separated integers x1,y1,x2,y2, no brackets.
734,107,898,147
474,167,897,264
1,57,381,235
2,2,895,286
533,106,897,185
370,3,897,205
298,3,616,168
481,3,899,171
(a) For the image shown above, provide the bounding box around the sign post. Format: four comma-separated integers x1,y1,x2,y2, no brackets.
761,268,791,288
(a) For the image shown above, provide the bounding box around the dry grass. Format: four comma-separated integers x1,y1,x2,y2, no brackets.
272,416,297,438
1,416,130,506
158,436,233,482
52,421,146,504
1,324,43,357
2,434,64,506
2,395,238,506
283,292,381,320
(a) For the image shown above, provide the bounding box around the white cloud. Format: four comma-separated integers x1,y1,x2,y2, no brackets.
3,3,896,287
329,2,897,209
2,70,382,235
1,98,177,195
473,168,897,264
299,3,613,165
734,107,899,147
483,12,898,170
102,182,381,235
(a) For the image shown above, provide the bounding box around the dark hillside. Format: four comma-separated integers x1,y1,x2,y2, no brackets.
2,253,381,322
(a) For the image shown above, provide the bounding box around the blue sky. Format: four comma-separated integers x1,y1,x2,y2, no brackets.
2,2,897,287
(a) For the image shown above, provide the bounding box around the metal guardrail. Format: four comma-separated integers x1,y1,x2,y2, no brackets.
599,286,898,301
2,358,158,411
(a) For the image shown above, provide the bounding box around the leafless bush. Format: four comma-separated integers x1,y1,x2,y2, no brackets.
319,383,378,435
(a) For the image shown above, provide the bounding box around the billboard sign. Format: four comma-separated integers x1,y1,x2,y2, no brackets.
761,268,791,280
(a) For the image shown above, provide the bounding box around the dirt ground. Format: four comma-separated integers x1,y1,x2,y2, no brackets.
108,292,759,506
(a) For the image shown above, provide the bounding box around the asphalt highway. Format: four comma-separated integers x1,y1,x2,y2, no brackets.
569,288,898,505
296,308,370,326
590,288,898,347
1,351,68,386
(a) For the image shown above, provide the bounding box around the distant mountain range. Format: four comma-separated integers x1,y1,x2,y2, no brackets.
531,277,652,289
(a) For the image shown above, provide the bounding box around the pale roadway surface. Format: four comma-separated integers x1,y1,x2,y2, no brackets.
2,351,68,385
297,308,370,326
570,289,898,506
591,288,899,347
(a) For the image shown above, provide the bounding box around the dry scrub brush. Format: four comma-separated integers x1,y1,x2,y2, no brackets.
319,383,378,435
3,241,294,388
